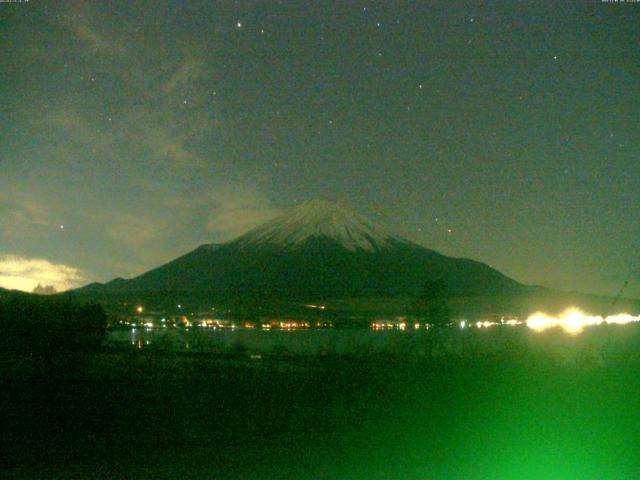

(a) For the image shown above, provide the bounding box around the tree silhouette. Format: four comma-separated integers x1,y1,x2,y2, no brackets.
0,297,107,354
32,283,57,295
408,279,451,326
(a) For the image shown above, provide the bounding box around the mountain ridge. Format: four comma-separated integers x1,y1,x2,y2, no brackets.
73,200,526,303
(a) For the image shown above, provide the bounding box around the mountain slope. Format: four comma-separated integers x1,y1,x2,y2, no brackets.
89,200,525,301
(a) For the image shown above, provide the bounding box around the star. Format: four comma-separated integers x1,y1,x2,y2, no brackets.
236,21,243,28
59,225,64,230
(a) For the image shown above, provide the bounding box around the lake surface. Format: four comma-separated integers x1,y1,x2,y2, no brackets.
107,326,438,355
105,322,640,362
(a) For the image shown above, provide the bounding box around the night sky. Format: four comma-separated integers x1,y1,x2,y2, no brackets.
1,1,638,297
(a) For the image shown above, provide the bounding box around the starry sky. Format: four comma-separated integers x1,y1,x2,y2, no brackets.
1,0,638,297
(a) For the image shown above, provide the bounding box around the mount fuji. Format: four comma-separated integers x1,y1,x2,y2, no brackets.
78,200,526,303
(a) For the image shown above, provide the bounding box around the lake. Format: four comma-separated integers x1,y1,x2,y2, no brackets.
104,322,640,364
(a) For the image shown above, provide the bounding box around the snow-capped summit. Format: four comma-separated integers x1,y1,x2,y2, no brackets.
233,200,405,252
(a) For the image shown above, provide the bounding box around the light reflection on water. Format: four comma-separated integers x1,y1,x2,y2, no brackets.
113,327,424,355
105,320,640,361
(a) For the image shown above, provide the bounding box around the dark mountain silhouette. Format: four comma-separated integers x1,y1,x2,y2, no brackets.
0,286,31,299
76,200,526,303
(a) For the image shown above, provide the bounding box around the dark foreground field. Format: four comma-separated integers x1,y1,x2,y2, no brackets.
2,327,640,479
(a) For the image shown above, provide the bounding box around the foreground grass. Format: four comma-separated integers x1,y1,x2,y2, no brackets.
2,328,640,479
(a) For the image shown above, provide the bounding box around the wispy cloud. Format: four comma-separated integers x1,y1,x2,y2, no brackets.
0,186,52,234
163,57,207,95
203,187,281,240
57,183,282,279
49,5,219,173
0,6,278,285
45,109,116,153
42,62,217,173
0,255,86,292
62,7,126,57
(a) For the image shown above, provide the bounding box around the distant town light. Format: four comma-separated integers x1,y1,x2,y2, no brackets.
476,320,496,329
304,304,326,310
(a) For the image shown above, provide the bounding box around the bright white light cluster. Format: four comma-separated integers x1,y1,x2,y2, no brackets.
526,308,640,335
473,318,522,329
471,308,640,335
